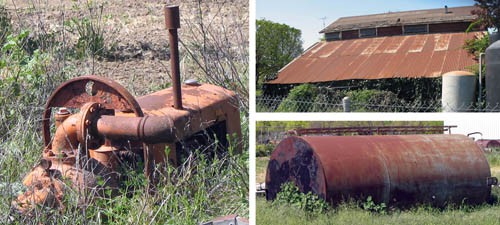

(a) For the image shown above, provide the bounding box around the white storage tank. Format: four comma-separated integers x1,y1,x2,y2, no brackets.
486,40,500,109
442,71,476,112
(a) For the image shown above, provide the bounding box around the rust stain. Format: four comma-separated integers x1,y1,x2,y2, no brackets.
408,35,428,53
361,37,385,55
269,32,483,84
266,134,492,206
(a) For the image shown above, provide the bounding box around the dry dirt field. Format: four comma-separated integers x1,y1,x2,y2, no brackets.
5,0,248,98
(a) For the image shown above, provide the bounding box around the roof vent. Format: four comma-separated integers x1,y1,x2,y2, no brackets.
445,5,449,14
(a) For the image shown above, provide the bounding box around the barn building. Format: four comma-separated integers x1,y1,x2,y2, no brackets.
269,6,484,84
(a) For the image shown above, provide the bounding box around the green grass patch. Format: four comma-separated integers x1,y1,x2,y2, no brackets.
487,152,500,168
257,197,500,225
256,157,269,184
2,148,248,224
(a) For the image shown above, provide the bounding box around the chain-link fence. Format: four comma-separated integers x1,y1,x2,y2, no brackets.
256,95,500,112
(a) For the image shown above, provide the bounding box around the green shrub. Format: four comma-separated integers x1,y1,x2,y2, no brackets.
277,84,318,112
64,4,106,59
274,182,329,214
256,143,275,157
0,30,53,137
486,152,500,167
463,33,489,60
346,89,403,112
362,196,387,214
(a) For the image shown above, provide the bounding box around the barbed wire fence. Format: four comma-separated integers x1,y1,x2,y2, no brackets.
256,95,500,112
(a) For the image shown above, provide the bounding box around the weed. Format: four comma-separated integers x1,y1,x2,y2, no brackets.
274,182,330,214
0,30,53,138
64,4,106,59
256,143,275,157
487,152,500,167
0,5,10,45
362,196,387,214
180,0,249,113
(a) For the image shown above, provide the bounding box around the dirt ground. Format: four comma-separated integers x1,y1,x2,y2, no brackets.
5,0,248,96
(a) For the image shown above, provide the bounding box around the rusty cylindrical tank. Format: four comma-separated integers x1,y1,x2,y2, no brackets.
266,135,495,206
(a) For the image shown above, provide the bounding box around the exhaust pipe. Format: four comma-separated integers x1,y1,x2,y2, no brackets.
164,5,183,109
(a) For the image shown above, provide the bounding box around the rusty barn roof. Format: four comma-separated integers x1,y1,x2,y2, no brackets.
269,32,483,84
320,6,477,33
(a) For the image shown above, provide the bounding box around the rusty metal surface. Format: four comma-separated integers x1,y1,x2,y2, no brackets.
137,83,242,145
266,134,492,206
18,78,242,212
13,159,117,213
43,75,144,147
95,82,241,145
320,6,476,33
270,32,483,84
164,5,183,109
288,125,457,136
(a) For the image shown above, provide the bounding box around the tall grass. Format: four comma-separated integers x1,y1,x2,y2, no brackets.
257,197,500,225
180,0,249,113
5,150,248,224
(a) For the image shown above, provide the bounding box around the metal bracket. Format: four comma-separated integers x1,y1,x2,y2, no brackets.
487,177,498,186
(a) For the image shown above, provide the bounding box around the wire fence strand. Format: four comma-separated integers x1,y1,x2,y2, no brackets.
256,95,500,112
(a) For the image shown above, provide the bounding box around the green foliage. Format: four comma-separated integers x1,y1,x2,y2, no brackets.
0,30,52,137
65,4,106,59
256,19,303,88
6,149,248,224
256,143,275,157
263,77,443,112
464,33,489,59
362,196,387,214
258,197,500,225
346,89,402,111
486,152,500,167
274,182,330,214
276,84,317,112
471,0,500,30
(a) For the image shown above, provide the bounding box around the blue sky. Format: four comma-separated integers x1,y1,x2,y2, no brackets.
257,0,475,49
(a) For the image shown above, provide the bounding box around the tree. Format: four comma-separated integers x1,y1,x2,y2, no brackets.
256,19,303,90
470,0,500,30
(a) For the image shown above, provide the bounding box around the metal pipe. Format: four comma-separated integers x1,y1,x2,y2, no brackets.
51,114,79,156
164,5,182,109
479,52,485,106
96,115,179,143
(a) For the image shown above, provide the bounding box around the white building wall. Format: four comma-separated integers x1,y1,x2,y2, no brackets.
445,119,500,140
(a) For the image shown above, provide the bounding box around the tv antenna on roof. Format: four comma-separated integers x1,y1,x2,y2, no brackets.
320,17,327,28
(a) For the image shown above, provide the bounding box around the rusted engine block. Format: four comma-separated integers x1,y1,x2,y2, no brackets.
13,5,241,212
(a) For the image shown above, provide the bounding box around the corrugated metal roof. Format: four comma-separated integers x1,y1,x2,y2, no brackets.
320,6,477,33
269,32,482,84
